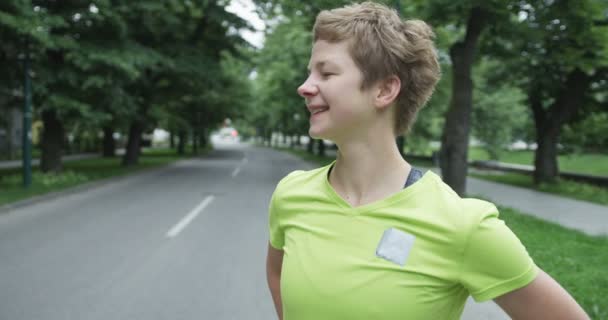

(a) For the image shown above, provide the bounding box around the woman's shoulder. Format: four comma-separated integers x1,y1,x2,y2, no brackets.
417,171,500,230
273,163,332,195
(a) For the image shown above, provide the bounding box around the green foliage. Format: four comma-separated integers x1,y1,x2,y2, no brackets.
405,66,449,154
253,0,356,26
484,0,608,131
471,58,529,159
0,0,253,166
2,170,89,187
2,0,606,177
250,16,311,137
562,112,608,153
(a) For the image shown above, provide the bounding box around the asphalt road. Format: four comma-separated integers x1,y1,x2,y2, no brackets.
0,142,315,320
0,141,508,320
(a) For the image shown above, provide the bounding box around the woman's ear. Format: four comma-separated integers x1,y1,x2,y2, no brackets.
373,75,401,110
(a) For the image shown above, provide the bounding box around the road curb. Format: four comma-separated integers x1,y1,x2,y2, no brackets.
0,163,177,215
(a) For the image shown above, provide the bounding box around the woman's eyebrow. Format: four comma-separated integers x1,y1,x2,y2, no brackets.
306,61,325,73
307,61,338,73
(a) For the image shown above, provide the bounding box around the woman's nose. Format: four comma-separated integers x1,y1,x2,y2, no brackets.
297,77,318,98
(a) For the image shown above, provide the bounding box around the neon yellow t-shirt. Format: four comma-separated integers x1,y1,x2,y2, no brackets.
268,163,538,320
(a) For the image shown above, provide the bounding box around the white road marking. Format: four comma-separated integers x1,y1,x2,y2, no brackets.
230,156,247,178
231,166,241,177
166,195,215,238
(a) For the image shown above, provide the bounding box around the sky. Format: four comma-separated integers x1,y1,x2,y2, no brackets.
226,0,266,48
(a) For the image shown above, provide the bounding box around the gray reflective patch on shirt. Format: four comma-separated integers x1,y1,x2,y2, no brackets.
375,228,416,266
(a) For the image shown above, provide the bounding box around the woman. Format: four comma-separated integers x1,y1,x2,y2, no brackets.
266,2,589,319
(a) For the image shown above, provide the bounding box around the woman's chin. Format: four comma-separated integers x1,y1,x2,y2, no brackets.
308,127,330,140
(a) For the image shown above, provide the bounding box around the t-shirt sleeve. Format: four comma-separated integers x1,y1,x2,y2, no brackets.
268,188,284,250
459,202,538,302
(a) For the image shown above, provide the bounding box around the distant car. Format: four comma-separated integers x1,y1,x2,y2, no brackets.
219,127,239,141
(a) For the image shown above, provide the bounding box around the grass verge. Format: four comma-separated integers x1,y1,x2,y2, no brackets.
278,146,607,318
471,172,608,206
496,206,608,319
0,148,201,208
276,147,335,167
468,147,608,177
280,146,607,206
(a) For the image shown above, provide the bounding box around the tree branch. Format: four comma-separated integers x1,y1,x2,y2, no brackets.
594,19,608,26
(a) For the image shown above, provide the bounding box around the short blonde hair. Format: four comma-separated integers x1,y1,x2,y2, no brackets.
313,1,440,135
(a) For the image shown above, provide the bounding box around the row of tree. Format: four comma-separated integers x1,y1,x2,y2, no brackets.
2,1,606,195
247,0,608,195
0,0,252,171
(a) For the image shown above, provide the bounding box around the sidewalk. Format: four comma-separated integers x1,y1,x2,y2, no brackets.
0,149,129,170
420,167,607,237
468,175,608,236
0,153,99,170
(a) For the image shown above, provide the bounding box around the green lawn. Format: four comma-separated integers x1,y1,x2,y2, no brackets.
280,146,608,206
0,148,197,207
277,147,335,167
277,147,608,319
496,206,608,319
470,172,608,206
468,147,608,177
0,148,42,161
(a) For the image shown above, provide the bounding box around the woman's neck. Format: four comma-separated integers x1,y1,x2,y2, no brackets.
329,138,411,207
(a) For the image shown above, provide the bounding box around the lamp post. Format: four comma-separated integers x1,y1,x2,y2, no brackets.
22,40,32,188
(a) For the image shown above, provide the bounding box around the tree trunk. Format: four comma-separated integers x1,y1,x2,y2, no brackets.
102,126,115,157
317,139,325,157
307,136,314,153
177,129,187,155
122,120,144,166
199,129,208,150
530,69,591,184
266,129,272,147
6,108,14,160
193,130,199,155
534,128,559,184
40,109,64,173
170,130,175,149
439,7,488,196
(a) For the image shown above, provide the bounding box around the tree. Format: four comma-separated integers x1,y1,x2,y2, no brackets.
119,0,250,165
424,1,503,196
0,0,62,161
252,16,311,150
486,0,608,183
1,0,254,175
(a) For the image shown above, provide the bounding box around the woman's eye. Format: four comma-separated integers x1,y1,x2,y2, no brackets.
321,72,334,78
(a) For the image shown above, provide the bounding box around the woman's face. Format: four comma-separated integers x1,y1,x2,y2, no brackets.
297,40,376,142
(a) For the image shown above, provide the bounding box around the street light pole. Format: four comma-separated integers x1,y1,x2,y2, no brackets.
22,41,32,188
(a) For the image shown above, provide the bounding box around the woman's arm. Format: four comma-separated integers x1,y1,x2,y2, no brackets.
494,269,589,319
266,243,284,320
